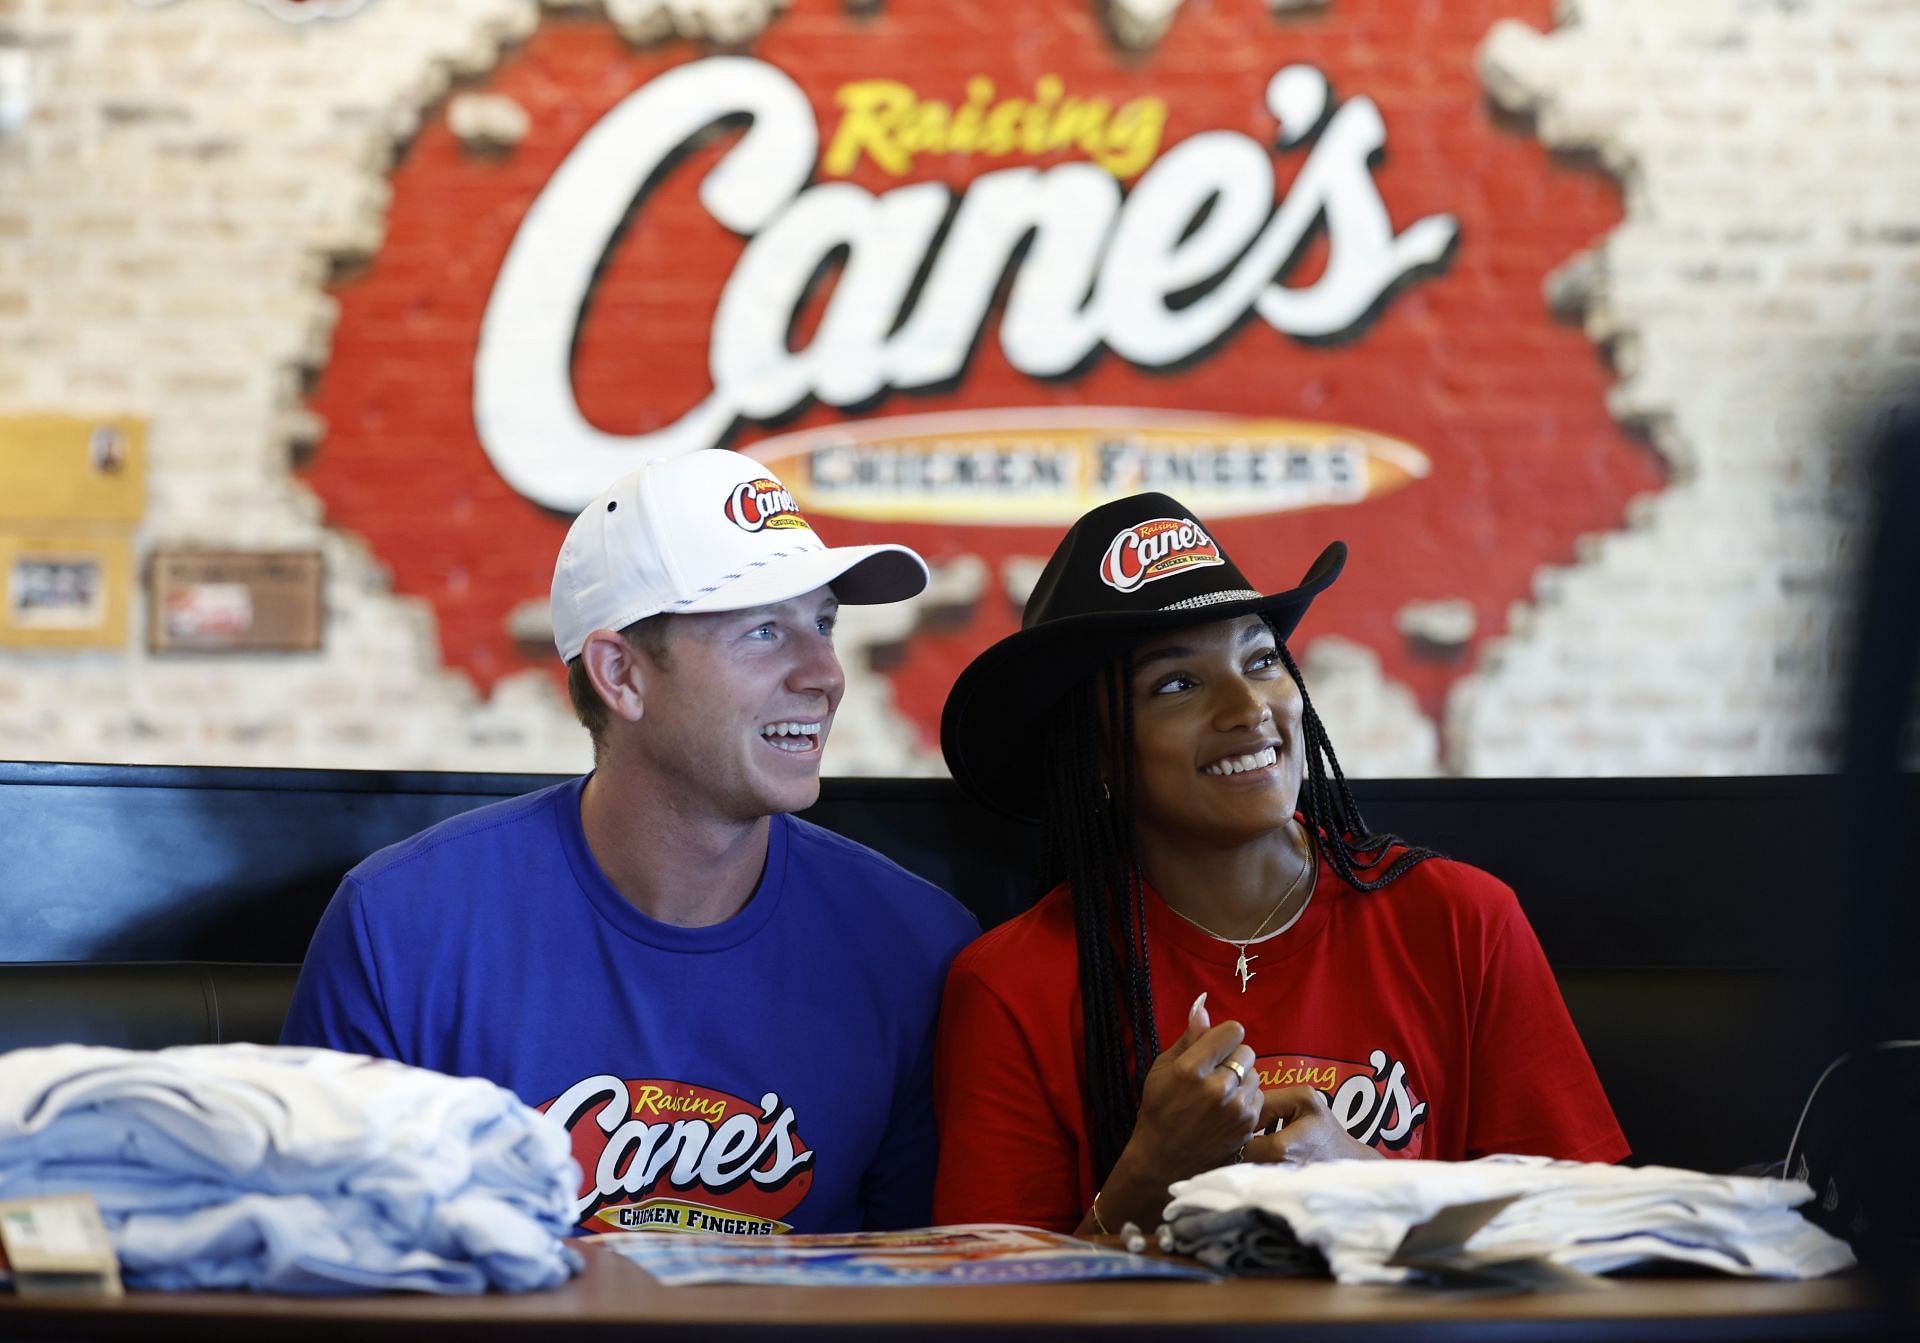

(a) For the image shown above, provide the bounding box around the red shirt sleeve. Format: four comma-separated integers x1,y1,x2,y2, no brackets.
932,946,1089,1230
1463,883,1631,1163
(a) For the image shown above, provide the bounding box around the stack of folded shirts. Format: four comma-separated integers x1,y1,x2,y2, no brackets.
1162,1154,1856,1284
0,1043,583,1294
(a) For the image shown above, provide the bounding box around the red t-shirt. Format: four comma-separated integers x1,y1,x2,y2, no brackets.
932,851,1629,1230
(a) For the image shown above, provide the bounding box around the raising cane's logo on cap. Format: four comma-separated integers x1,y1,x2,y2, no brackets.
1100,518,1224,593
724,479,812,534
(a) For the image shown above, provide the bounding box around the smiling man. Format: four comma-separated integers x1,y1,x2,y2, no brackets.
282,450,978,1236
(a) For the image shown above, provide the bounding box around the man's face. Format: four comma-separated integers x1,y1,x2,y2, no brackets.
632,587,845,822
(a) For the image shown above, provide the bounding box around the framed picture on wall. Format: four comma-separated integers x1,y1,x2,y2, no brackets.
148,550,324,654
0,534,131,649
8,555,105,630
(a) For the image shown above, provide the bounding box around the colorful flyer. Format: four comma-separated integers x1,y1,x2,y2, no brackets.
601,1223,1217,1287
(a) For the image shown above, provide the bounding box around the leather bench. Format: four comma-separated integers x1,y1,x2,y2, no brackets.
2,762,1910,1174
0,961,296,1053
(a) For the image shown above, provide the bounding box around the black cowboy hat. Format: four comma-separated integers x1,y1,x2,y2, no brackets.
940,493,1345,823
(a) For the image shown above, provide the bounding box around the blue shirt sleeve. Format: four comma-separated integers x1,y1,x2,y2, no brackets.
279,874,404,1061
856,1005,941,1229
854,898,979,1230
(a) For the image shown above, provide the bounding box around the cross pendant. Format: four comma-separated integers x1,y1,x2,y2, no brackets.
1234,948,1256,991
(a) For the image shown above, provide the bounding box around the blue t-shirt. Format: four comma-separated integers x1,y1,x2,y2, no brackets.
280,777,978,1236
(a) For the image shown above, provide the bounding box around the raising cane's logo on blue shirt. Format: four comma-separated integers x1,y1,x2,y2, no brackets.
542,1075,816,1234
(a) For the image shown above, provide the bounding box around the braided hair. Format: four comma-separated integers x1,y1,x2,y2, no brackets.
1036,623,1440,1181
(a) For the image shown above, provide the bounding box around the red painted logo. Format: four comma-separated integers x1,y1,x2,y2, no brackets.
541,1075,814,1234
1099,518,1224,593
723,478,811,534
303,1,1662,734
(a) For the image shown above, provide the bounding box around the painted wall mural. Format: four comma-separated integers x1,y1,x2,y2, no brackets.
303,0,1659,752
4,0,1896,775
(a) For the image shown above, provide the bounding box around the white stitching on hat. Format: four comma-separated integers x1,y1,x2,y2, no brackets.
1156,589,1262,612
669,551,801,608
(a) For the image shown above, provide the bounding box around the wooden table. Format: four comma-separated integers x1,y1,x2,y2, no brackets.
0,1244,1897,1342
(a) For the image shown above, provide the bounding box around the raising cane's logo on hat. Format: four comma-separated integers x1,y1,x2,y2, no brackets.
1100,518,1224,593
724,479,812,534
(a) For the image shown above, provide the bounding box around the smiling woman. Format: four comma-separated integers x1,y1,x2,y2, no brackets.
930,494,1628,1235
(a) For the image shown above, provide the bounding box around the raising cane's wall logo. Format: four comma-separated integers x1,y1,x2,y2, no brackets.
304,1,1661,734
542,1075,815,1234
1100,518,1224,593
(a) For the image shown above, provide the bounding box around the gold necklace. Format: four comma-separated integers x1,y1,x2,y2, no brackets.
1166,829,1318,992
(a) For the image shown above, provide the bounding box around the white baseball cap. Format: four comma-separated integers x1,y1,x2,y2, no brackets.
550,450,929,662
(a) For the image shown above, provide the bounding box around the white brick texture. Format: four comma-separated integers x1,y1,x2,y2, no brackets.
0,0,1912,778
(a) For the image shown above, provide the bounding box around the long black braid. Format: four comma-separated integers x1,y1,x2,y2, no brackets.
1038,625,1441,1182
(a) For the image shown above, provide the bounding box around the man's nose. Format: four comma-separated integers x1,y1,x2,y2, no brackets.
790,629,845,708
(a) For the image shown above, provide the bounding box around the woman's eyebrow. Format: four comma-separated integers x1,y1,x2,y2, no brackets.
1133,644,1193,671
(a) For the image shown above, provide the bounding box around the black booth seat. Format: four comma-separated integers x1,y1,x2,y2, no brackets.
0,961,295,1054
1,762,1910,1175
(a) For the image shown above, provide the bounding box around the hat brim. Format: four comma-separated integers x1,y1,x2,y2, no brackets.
673,543,929,614
565,544,928,661
941,541,1346,823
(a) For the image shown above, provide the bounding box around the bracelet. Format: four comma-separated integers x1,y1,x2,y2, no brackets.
1089,1189,1110,1235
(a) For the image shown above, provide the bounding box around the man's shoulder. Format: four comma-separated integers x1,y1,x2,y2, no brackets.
777,813,979,940
348,778,579,891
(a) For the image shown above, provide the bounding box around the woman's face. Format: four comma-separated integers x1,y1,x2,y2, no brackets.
1124,614,1305,849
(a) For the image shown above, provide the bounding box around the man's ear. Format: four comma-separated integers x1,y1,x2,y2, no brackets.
581,629,647,726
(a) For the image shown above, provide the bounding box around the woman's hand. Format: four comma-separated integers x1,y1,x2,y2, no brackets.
1083,993,1262,1232
1244,1085,1385,1165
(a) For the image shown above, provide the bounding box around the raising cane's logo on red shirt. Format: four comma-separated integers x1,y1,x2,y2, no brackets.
1099,518,1224,593
724,478,812,534
1258,1048,1429,1156
542,1075,815,1234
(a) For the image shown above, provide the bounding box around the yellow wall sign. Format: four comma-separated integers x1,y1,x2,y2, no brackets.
0,416,146,525
0,415,146,649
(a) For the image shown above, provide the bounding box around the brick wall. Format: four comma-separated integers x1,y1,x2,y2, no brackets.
0,0,1911,778
1454,0,1920,773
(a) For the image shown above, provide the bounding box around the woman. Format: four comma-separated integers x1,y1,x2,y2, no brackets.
933,494,1626,1234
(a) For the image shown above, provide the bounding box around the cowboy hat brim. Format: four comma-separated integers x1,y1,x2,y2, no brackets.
941,541,1346,823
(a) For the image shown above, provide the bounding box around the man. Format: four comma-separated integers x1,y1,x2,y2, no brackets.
282,450,979,1236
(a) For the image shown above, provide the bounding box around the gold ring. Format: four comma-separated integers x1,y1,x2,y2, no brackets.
1222,1058,1247,1083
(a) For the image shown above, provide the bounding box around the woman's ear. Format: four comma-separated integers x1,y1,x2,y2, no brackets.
580,629,647,726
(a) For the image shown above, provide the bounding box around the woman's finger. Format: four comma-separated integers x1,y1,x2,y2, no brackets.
1214,1044,1257,1091
1181,1020,1248,1077
1258,1083,1323,1128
